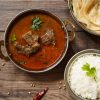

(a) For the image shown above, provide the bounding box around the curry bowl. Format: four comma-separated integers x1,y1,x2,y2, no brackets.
65,0,100,36
0,9,75,73
64,49,100,100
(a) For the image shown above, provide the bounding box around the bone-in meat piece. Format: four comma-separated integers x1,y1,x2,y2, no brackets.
22,31,39,45
14,42,40,56
41,29,55,45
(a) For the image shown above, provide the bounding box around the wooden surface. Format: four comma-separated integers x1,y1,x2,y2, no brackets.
0,0,100,100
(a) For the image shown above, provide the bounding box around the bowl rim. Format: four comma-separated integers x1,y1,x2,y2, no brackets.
4,9,69,73
67,0,100,36
64,49,100,100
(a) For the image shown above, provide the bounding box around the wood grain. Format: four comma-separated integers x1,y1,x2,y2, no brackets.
0,0,82,31
0,0,100,100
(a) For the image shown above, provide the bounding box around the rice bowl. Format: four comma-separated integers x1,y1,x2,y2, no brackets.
64,49,100,100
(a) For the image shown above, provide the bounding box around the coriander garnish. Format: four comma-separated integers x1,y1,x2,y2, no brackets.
82,63,96,81
9,33,17,43
31,16,42,31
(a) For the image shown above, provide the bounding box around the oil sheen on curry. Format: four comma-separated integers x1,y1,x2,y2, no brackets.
8,13,66,71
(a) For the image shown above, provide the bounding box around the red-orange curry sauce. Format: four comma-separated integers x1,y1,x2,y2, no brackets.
7,12,66,71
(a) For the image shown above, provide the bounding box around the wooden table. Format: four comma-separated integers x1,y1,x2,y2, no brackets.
0,0,100,100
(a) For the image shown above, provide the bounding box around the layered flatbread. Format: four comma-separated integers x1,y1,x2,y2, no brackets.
72,0,100,33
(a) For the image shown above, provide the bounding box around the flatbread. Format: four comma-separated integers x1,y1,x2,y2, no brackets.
72,0,100,32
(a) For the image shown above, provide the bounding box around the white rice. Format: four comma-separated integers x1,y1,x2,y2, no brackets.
69,53,100,99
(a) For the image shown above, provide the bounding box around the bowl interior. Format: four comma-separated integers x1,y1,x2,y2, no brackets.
5,9,68,73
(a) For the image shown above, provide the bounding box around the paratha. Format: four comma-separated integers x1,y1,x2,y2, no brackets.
72,0,100,33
